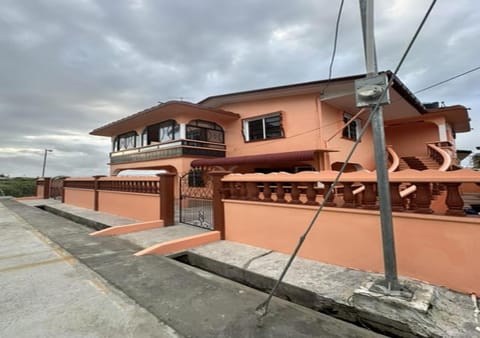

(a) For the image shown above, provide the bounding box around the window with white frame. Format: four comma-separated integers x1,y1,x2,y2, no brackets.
342,112,361,141
243,112,283,142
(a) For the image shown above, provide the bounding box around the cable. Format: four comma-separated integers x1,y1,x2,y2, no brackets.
321,0,345,95
255,0,437,324
414,66,480,94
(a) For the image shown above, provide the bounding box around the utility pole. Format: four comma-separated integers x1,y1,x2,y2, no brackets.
41,149,53,177
357,0,410,297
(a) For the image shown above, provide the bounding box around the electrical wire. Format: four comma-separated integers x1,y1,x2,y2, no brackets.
321,0,345,95
414,66,480,94
255,0,438,324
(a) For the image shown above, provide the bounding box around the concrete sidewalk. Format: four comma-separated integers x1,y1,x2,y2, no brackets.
0,200,178,338
2,198,383,337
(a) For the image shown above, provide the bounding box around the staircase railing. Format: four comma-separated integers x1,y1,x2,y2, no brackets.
427,142,452,171
387,145,400,172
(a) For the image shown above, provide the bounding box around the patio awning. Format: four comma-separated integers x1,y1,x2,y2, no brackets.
191,149,334,168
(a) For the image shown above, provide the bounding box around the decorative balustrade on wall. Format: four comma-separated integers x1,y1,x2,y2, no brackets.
62,174,175,224
219,169,480,217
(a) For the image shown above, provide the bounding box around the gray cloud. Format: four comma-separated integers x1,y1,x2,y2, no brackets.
0,0,478,177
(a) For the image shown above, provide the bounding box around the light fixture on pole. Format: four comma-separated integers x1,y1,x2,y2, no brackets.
41,149,53,177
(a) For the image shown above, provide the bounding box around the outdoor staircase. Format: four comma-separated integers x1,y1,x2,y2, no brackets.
399,155,440,171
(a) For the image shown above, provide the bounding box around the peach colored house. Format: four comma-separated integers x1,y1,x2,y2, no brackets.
90,71,470,179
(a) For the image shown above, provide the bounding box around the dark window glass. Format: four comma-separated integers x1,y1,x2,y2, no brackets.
248,119,264,140
342,113,359,141
265,115,282,138
245,113,283,141
186,120,224,143
145,120,179,145
188,170,205,187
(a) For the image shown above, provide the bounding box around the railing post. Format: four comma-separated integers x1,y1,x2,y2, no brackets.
414,183,433,214
362,182,377,209
289,182,301,204
342,182,355,208
209,171,232,240
323,182,336,207
275,183,286,203
390,182,404,212
157,172,176,226
445,182,465,216
43,177,51,199
92,175,106,211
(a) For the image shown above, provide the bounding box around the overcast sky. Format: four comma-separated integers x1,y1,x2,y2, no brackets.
0,0,478,177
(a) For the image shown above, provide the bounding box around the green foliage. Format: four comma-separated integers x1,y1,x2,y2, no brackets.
0,177,36,197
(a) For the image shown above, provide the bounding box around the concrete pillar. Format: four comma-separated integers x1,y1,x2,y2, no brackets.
157,172,176,226
92,175,106,211
209,171,231,240
43,177,51,199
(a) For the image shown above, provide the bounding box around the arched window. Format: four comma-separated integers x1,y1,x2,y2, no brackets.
143,120,180,146
186,120,224,143
113,131,138,151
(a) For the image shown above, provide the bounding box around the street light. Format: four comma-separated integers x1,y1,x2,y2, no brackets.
41,149,53,177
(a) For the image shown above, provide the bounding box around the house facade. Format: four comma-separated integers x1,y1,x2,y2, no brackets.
90,72,470,183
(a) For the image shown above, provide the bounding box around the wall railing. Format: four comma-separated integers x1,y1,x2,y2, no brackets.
220,169,480,216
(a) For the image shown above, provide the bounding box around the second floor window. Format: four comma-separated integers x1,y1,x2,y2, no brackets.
243,112,283,142
186,120,224,143
114,131,137,151
342,112,360,141
143,120,180,145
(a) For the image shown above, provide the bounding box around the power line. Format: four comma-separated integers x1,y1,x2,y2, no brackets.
414,65,480,94
328,0,345,80
321,0,345,95
255,0,437,323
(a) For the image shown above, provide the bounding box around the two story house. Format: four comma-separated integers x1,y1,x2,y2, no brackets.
90,71,471,188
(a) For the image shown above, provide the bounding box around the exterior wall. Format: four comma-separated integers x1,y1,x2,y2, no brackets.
97,191,160,221
385,121,439,157
64,188,95,209
321,103,376,170
223,200,480,295
218,93,322,157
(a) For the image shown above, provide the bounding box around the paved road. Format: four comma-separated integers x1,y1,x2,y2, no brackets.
1,199,383,337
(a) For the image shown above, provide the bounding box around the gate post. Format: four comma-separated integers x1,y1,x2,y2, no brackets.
92,175,106,211
43,177,51,199
157,172,176,226
61,177,69,203
209,171,231,240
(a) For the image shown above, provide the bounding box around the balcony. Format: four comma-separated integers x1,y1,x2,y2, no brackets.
110,139,226,164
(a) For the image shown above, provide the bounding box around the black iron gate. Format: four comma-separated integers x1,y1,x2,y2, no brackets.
179,170,213,230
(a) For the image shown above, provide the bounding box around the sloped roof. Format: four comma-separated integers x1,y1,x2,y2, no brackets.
90,101,240,137
198,71,427,115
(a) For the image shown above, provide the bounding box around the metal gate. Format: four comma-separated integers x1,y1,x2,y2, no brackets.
179,170,213,230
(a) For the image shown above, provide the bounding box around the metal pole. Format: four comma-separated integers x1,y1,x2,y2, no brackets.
359,0,402,293
41,149,52,177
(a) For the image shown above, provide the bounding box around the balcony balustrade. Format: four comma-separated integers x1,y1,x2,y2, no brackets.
109,139,226,164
